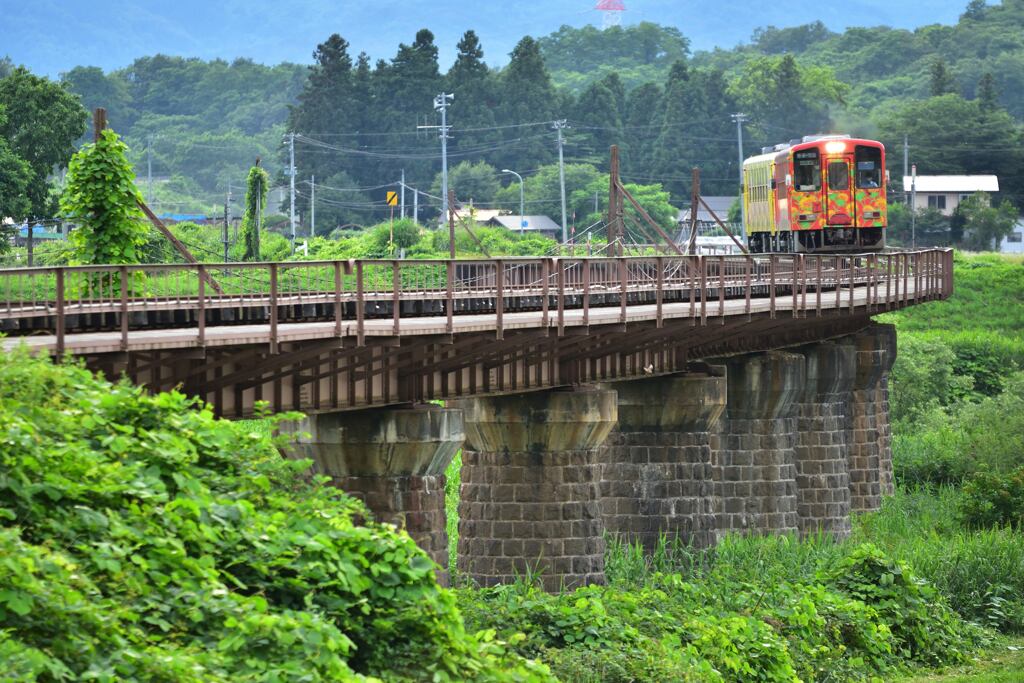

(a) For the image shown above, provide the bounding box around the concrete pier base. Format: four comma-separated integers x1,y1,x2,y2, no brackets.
717,352,804,536
795,343,855,538
457,388,617,592
599,372,726,551
283,406,463,583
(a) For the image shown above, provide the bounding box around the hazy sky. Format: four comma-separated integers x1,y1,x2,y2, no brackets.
2,0,969,76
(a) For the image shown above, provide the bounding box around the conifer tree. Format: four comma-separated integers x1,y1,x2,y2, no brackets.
930,57,957,97
978,72,999,112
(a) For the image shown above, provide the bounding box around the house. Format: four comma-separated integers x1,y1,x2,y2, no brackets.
901,175,999,217
485,214,563,240
1000,219,1024,254
677,196,741,240
456,207,505,224
14,223,63,246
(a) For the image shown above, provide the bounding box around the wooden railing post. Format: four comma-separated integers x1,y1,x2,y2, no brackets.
556,259,565,336
119,266,129,351
392,260,401,336
356,261,365,347
718,255,726,322
495,259,504,339
656,256,664,327
699,255,707,325
744,256,752,320
619,257,628,324
791,255,799,318
582,258,590,327
269,263,279,354
334,261,344,338
815,256,822,316
446,261,455,334
55,268,65,358
197,264,206,347
769,254,776,319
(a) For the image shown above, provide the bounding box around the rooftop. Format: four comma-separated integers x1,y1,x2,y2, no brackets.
487,214,562,233
902,175,999,193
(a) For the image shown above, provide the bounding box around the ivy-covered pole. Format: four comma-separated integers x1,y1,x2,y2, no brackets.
60,128,147,265
242,159,269,261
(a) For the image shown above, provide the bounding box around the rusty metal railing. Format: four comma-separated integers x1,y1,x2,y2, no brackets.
0,249,954,354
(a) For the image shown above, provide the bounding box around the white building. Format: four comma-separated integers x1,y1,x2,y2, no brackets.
901,175,999,216
1000,219,1024,254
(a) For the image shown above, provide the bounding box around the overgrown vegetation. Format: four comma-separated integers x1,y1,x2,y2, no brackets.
0,348,551,681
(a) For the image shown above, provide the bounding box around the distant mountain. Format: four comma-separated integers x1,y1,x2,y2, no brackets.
2,0,969,75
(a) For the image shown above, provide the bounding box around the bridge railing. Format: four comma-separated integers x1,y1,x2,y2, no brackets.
0,249,953,353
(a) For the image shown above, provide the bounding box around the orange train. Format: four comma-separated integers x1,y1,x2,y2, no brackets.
741,135,888,253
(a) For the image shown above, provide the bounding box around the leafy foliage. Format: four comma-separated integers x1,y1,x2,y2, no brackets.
61,128,148,265
0,348,552,681
242,163,270,260
959,467,1024,530
0,66,87,220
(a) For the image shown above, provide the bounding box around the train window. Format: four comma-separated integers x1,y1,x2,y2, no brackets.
793,149,820,192
828,161,849,190
855,146,883,188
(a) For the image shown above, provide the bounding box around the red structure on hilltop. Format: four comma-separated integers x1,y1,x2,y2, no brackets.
595,0,625,27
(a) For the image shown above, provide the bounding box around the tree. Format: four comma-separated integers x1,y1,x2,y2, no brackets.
977,72,999,112
432,161,500,205
877,95,1024,203
495,163,603,224
960,192,1018,251
571,75,624,160
61,129,148,265
499,38,560,171
962,0,988,20
0,67,88,220
929,57,957,97
241,162,269,261
0,106,32,237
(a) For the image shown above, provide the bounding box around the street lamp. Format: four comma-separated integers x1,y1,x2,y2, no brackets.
502,169,525,235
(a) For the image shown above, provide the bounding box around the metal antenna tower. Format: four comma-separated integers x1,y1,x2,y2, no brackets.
595,0,625,29
418,93,454,225
553,120,570,243
731,113,748,231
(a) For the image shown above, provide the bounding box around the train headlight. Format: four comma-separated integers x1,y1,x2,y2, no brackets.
825,141,847,154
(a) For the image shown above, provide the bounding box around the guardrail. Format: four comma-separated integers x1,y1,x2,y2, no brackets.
0,249,953,354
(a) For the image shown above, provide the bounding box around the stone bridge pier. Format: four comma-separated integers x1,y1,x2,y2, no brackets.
716,352,804,536
456,388,617,592
849,325,898,512
282,406,463,585
598,372,726,551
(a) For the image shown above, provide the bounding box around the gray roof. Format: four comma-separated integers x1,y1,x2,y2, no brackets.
902,175,999,193
487,215,562,233
678,196,737,224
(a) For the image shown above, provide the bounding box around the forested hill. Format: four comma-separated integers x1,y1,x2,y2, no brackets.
8,0,1022,224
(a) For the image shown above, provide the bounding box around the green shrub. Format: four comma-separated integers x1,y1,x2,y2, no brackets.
822,544,979,666
0,348,552,682
959,467,1024,530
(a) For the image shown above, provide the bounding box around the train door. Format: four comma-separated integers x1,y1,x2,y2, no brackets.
824,154,855,227
853,145,886,229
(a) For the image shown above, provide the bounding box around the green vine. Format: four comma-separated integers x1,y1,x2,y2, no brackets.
61,129,147,265
241,164,269,261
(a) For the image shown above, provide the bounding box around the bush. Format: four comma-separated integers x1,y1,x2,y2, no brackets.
821,544,980,666
959,467,1024,530
0,348,551,681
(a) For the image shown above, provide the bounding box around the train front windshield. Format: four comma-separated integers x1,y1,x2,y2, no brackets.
855,146,882,188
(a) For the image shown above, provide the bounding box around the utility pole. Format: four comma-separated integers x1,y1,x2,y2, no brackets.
730,113,748,232
553,119,569,243
413,187,419,225
911,163,917,250
288,132,296,251
903,135,909,203
146,135,154,205
310,175,315,237
400,169,406,219
418,93,454,226
223,191,229,263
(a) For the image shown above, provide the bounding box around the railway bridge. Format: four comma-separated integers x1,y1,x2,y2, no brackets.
1,249,952,587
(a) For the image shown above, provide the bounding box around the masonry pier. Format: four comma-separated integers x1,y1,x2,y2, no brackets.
794,342,856,538
848,325,898,513
716,352,804,536
457,388,617,591
282,406,463,584
599,372,727,551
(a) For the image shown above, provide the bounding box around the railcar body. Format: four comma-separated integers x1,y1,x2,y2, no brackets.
742,135,887,253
